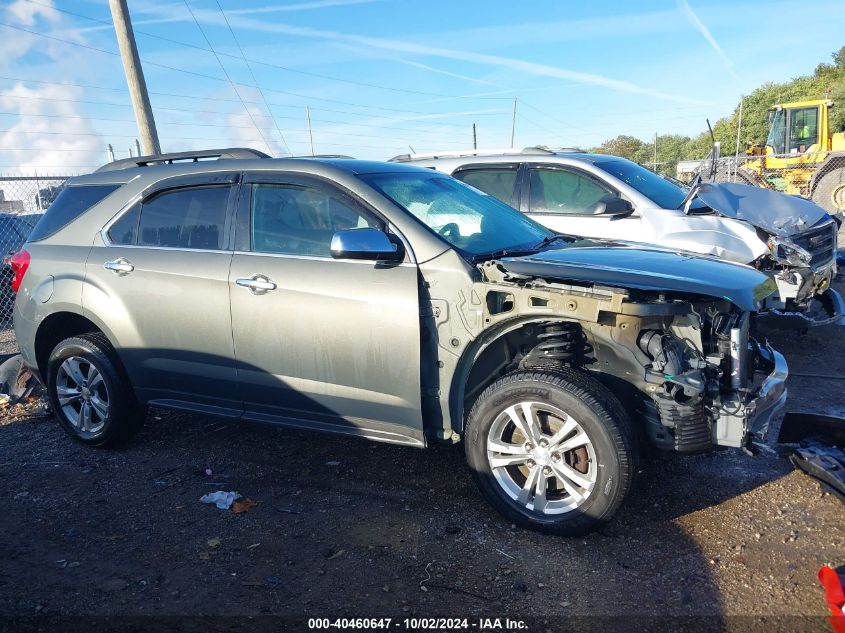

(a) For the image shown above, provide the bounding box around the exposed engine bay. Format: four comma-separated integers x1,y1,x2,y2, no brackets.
453,259,789,455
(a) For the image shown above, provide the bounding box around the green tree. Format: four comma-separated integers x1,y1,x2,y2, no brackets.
590,45,845,168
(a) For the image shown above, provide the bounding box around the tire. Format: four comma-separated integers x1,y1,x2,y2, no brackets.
46,333,144,447
812,167,845,216
464,368,637,536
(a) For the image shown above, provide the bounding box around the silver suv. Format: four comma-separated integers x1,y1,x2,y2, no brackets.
393,147,842,328
12,148,787,535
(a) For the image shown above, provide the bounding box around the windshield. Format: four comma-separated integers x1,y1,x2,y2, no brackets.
360,171,551,257
766,109,786,154
594,158,706,210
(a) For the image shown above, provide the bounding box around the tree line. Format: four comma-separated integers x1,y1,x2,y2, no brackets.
588,46,845,176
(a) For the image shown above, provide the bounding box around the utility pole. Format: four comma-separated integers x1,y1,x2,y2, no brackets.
734,97,744,181
108,0,161,155
472,123,477,150
510,99,517,148
653,132,658,172
306,106,315,156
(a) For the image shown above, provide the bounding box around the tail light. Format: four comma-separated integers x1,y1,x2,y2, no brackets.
9,249,30,293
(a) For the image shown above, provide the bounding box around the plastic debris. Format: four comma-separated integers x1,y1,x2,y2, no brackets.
819,566,845,633
0,355,40,404
199,490,241,510
207,537,221,548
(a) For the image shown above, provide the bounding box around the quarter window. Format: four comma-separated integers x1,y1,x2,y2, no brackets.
250,183,376,257
137,186,230,250
453,167,518,206
528,168,612,215
108,203,140,246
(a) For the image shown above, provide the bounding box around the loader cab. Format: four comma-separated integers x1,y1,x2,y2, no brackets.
765,100,832,156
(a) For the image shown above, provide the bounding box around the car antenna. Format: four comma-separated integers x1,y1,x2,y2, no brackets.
706,119,719,180
408,145,416,154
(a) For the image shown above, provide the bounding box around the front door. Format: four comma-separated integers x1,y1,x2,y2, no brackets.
228,172,424,445
520,165,643,241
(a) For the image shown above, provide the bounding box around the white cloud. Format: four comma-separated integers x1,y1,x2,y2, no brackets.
392,59,499,87
677,0,740,81
0,0,103,174
4,0,59,25
0,83,102,174
136,8,708,105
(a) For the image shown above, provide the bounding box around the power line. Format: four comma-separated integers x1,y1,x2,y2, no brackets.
214,0,290,154
182,0,274,154
18,0,511,101
0,84,501,137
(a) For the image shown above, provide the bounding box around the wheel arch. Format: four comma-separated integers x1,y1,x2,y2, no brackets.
33,309,121,379
448,316,646,437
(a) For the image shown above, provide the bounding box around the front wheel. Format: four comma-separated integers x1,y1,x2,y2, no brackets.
812,167,845,216
464,368,637,535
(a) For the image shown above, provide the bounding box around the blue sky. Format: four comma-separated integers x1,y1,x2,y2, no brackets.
0,0,842,173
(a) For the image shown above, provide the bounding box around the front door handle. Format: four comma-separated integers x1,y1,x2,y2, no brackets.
104,258,134,275
235,275,277,295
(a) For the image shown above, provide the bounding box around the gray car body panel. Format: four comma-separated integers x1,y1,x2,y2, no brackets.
499,245,774,311
14,154,788,452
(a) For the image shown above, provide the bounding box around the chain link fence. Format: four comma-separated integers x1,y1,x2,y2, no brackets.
1,175,71,328
676,150,845,218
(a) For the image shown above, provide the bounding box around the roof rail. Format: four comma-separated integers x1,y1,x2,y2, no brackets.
286,154,356,159
389,145,582,163
96,148,271,172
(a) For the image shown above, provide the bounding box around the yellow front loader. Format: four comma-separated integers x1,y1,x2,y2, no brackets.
735,99,845,215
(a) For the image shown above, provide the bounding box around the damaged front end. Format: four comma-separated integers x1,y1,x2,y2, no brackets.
479,250,788,454
635,310,788,453
693,182,843,328
756,219,843,328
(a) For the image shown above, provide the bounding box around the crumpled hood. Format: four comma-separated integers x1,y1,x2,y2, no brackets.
499,244,777,311
694,182,830,237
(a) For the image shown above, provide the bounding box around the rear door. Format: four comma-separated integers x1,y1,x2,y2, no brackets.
228,171,424,445
84,172,241,416
452,164,520,208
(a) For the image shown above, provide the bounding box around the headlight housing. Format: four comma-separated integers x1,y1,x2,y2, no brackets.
767,236,812,266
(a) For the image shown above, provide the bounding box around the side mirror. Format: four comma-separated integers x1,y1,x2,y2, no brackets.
590,194,634,217
330,227,403,261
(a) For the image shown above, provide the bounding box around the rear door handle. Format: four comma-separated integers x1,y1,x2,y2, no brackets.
104,258,134,275
235,275,277,294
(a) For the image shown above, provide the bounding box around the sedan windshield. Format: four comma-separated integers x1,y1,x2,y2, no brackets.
360,171,551,257
594,158,706,211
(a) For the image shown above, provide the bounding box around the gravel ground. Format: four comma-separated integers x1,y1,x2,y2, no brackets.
0,283,842,629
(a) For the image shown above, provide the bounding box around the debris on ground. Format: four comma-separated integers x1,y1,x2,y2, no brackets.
199,490,241,510
791,443,845,502
818,566,845,633
231,498,258,514
0,354,41,404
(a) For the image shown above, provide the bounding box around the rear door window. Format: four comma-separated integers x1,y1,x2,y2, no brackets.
137,186,231,250
453,167,518,207
28,184,120,241
528,168,612,215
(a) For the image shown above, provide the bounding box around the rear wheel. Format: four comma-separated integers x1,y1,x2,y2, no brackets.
464,368,637,535
812,167,845,216
46,333,144,447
